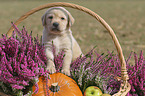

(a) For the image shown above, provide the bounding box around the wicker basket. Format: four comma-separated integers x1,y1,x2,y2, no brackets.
6,2,131,96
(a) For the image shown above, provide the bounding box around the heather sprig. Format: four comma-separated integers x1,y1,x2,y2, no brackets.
126,51,145,96
0,24,48,95
1,24,144,96
54,48,145,95
54,51,65,72
101,51,145,96
53,48,119,94
70,50,120,94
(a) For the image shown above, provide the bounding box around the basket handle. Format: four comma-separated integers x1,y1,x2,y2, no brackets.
6,2,130,95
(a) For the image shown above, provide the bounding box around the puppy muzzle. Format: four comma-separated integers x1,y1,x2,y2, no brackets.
53,22,59,27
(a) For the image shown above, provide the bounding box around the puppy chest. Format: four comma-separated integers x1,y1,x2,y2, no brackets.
53,36,72,51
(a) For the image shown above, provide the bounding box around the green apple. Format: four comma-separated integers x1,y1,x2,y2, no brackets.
84,86,103,96
102,94,111,96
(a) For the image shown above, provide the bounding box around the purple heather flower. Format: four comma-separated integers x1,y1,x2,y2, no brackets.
0,23,49,95
1,23,144,96
11,84,24,90
54,48,144,95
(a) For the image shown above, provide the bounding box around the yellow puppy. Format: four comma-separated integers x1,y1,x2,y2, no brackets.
42,7,83,76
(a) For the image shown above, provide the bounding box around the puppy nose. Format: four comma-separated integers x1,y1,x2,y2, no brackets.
53,22,59,27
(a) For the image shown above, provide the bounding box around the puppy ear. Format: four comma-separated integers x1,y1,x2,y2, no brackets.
67,11,75,27
58,7,74,27
41,13,46,26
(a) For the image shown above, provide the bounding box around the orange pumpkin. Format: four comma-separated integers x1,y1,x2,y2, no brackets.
32,72,83,96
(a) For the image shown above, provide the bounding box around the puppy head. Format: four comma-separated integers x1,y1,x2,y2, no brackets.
42,7,74,34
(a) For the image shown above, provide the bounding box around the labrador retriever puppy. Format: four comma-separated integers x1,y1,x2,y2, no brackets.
42,7,83,76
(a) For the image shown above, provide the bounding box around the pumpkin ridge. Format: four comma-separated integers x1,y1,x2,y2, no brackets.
51,73,80,95
56,73,63,83
50,73,62,84
52,73,71,87
52,73,57,84
58,79,74,88
42,78,46,96
33,73,83,96
57,74,65,87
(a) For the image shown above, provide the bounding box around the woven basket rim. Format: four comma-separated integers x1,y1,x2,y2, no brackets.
6,2,131,95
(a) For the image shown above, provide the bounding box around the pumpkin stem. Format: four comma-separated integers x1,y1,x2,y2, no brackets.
50,83,60,92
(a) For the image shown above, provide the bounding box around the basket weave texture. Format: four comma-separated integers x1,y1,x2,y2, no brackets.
6,2,131,96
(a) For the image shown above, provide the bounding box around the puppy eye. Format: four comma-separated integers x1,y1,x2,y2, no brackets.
61,17,65,20
48,16,53,19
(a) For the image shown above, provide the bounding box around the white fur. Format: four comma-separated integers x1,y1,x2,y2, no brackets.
42,7,83,76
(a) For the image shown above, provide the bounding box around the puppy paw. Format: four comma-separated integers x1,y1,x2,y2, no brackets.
46,65,56,74
61,69,70,76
